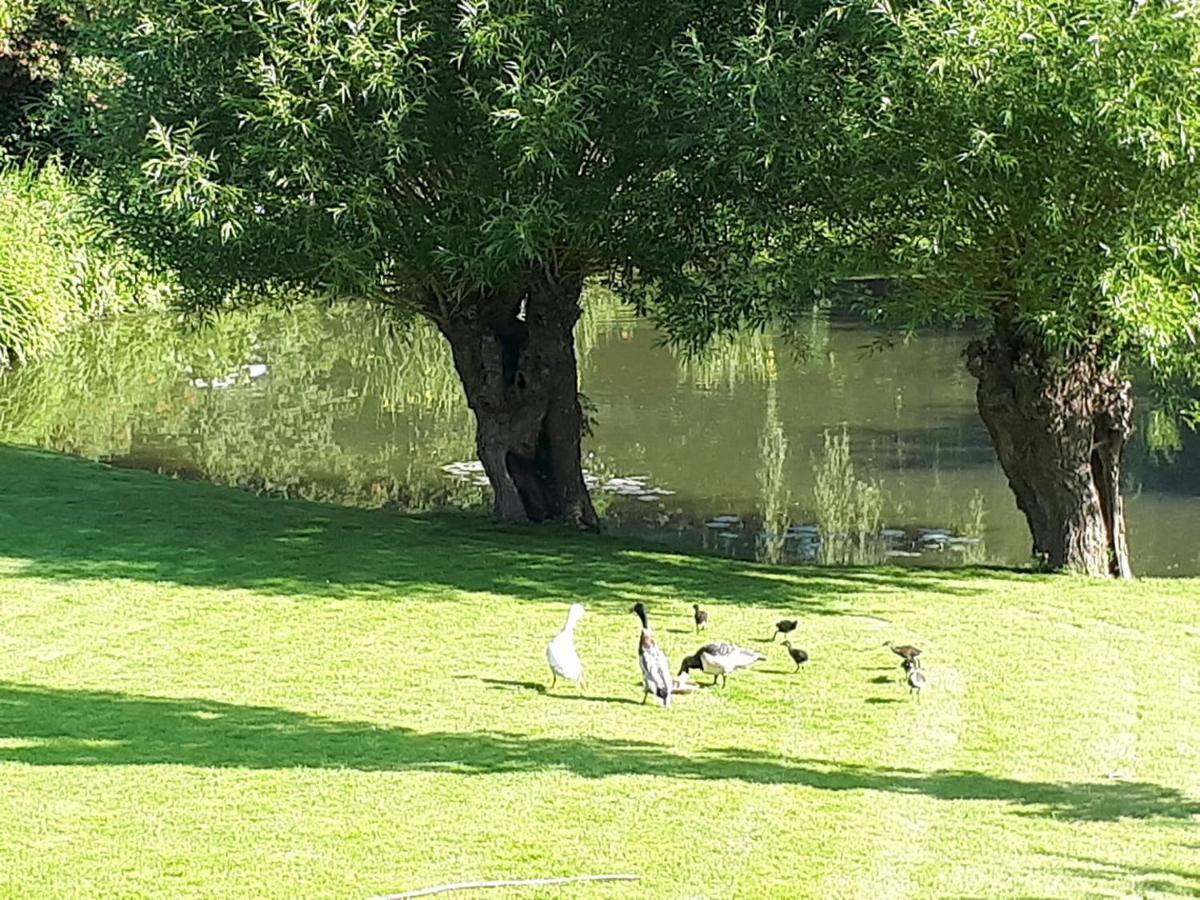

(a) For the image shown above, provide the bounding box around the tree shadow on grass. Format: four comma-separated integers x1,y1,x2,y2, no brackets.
0,445,1021,611
1044,852,1200,896
2,681,1197,825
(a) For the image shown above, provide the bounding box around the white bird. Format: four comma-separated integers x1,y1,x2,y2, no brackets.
678,642,765,687
546,603,585,690
632,602,672,706
907,667,927,700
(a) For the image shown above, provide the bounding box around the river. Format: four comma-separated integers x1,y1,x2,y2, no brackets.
1,297,1196,574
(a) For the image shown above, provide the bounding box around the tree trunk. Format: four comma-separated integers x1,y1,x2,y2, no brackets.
432,271,599,529
966,335,1133,578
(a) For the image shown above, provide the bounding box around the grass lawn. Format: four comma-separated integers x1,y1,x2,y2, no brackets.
1,444,1198,898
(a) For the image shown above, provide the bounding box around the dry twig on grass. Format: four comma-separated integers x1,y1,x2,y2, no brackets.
373,873,641,898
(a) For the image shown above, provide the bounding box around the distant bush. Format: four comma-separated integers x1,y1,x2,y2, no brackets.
1,1,73,152
0,160,172,366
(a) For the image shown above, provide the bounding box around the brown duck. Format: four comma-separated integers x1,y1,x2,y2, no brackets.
884,641,922,667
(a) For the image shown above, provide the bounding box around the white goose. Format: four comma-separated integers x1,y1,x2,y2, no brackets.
546,603,585,690
678,642,765,687
632,602,672,706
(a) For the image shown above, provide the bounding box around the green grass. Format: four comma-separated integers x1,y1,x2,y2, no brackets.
1,444,1198,898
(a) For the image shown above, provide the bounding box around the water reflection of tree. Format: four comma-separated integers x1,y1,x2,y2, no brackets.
669,318,895,567
677,329,777,391
0,305,473,511
574,285,628,373
0,291,629,514
672,302,829,392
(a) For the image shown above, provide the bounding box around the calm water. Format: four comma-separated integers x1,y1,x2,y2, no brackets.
2,300,1197,574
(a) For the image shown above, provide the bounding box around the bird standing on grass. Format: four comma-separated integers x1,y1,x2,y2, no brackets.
907,667,927,699
884,641,922,667
546,603,585,690
678,642,765,687
772,619,799,641
783,640,809,672
693,603,709,634
632,602,672,706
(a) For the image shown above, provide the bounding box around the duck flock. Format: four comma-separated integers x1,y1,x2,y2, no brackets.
545,602,926,706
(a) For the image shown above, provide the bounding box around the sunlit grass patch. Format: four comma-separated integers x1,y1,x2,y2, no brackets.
1,445,1198,898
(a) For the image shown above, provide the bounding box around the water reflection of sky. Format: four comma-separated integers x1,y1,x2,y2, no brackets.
1,302,1196,575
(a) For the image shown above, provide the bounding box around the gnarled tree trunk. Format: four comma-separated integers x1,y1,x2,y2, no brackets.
966,334,1133,578
431,270,598,529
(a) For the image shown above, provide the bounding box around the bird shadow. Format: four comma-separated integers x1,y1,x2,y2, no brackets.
480,677,548,693
478,678,642,706
561,694,645,707
868,675,899,684
865,697,903,704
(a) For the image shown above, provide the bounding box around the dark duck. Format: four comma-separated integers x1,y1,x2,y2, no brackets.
772,619,799,641
632,602,672,706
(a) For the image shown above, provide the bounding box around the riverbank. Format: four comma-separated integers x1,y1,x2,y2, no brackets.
1,444,1197,898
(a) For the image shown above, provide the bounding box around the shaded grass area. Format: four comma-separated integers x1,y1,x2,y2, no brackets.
1,681,1196,823
1,444,1199,898
0,444,1010,610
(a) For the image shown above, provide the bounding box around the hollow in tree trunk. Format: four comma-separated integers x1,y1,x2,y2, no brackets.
431,270,598,529
966,335,1133,578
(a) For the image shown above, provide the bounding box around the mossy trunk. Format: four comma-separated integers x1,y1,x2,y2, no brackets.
967,335,1133,578
434,272,598,529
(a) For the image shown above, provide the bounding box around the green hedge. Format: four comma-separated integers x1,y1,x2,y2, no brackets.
0,160,172,366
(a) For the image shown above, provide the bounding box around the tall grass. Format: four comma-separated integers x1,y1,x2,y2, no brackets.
0,160,172,366
756,381,791,564
954,488,989,565
812,427,885,565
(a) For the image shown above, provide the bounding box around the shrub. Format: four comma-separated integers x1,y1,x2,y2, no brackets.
0,159,171,366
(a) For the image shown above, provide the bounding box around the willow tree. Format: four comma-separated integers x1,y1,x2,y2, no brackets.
821,0,1200,576
60,0,843,527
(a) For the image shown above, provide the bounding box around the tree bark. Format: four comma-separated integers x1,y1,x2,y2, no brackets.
966,334,1133,578
431,270,599,529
